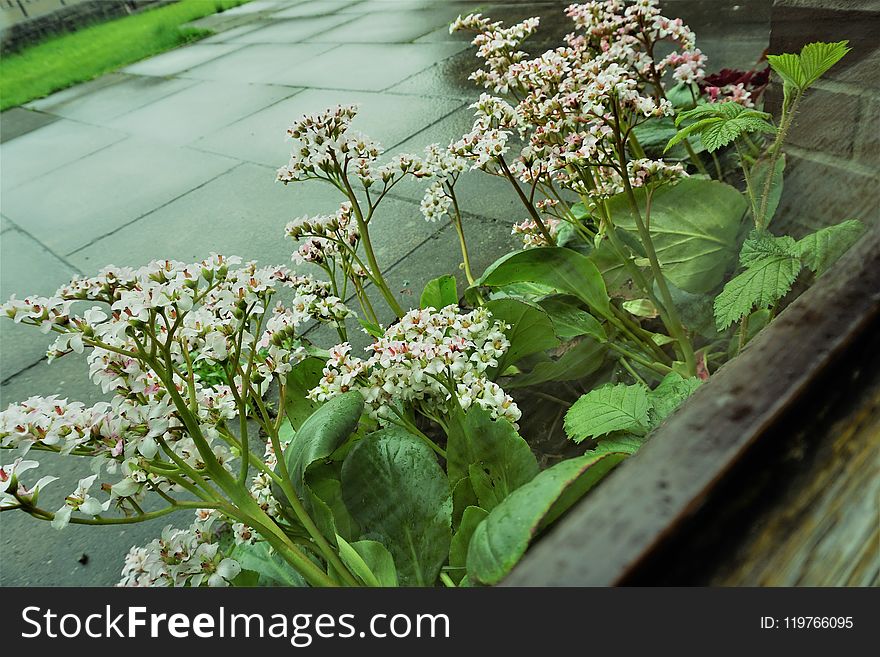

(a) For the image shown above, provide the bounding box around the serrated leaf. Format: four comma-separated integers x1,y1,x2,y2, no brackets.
798,40,850,87
795,219,864,276
564,383,651,443
713,254,801,329
486,297,560,373
648,372,702,426
420,275,458,310
767,52,806,90
739,230,798,267
668,102,775,153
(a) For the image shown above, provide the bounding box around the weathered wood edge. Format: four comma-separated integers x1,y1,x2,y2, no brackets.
503,223,880,586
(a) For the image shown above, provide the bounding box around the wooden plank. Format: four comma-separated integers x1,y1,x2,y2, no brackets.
503,223,880,586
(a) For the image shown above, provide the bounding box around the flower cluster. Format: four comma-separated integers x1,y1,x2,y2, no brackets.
512,216,562,248
0,257,350,528
285,202,360,266
310,306,521,426
118,517,240,587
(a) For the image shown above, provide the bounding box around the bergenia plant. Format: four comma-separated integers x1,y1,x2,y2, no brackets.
0,0,864,588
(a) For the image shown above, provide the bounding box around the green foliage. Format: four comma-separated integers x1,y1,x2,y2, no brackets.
564,383,651,443
485,298,561,373
341,427,452,586
795,219,864,276
564,373,701,443
714,220,863,329
335,535,398,587
537,295,607,342
283,356,326,430
607,178,747,294
767,41,850,97
505,337,606,388
0,0,251,110
750,155,786,228
446,406,539,519
230,541,308,587
466,442,636,585
666,102,776,153
449,506,488,584
475,247,612,318
278,391,364,500
420,275,459,309
713,252,800,330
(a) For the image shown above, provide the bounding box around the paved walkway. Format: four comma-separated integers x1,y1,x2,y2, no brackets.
0,0,769,584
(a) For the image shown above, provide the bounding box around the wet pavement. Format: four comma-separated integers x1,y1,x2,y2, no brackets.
0,0,769,585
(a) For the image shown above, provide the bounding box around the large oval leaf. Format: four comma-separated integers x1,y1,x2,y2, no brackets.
505,337,606,388
486,298,560,374
341,427,452,587
446,406,539,516
537,295,607,342
475,247,611,317
280,390,364,499
466,445,633,585
607,178,746,294
284,356,326,431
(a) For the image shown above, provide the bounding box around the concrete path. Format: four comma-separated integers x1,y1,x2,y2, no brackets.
0,0,769,585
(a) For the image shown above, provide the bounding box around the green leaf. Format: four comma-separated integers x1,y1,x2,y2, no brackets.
798,40,850,88
486,298,560,373
284,356,326,431
621,298,657,318
667,102,775,153
475,247,611,318
336,535,398,587
739,231,798,267
420,274,459,310
446,406,539,514
304,461,360,542
713,254,801,329
750,155,785,227
449,506,488,584
768,41,849,97
341,427,451,587
537,295,607,342
279,390,364,500
795,219,864,276
230,541,308,587
648,372,702,426
466,447,631,585
767,52,806,91
506,337,606,388
564,383,651,443
607,178,747,294
358,319,384,339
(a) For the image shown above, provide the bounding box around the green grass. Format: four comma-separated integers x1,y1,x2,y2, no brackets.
0,0,251,111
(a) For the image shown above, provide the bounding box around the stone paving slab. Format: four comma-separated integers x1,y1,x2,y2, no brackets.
0,107,58,143
272,0,365,18
2,138,238,255
26,73,195,124
105,80,298,145
193,88,463,166
304,8,459,43
0,118,126,191
222,15,358,43
0,228,80,378
67,162,336,276
121,43,246,77
260,43,467,91
179,43,336,83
